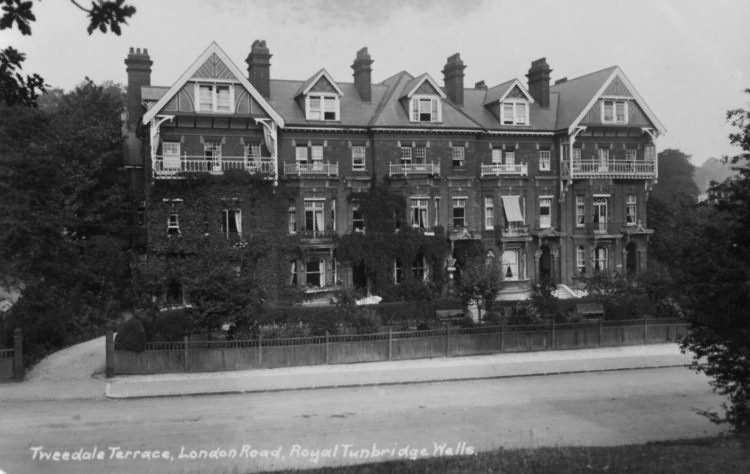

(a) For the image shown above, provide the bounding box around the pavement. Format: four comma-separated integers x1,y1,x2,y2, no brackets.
104,343,693,399
0,340,693,401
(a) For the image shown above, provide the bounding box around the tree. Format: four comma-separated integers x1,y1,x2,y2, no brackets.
452,256,503,321
0,79,133,361
648,149,699,270
1,0,136,106
678,88,750,433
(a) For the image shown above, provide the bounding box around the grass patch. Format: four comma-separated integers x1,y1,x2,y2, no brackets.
260,436,750,474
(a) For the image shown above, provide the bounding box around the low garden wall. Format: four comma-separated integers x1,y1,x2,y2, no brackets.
110,318,688,376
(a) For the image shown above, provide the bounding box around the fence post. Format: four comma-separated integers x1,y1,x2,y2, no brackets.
325,331,330,364
183,336,189,373
551,320,556,350
444,326,450,357
500,324,505,353
643,318,648,343
598,318,602,347
13,328,23,381
388,328,392,361
105,331,114,378
258,333,263,368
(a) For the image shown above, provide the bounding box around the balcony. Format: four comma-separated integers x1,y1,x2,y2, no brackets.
501,223,530,239
480,163,528,177
284,162,339,177
298,229,336,241
153,155,275,179
389,162,440,177
563,159,656,179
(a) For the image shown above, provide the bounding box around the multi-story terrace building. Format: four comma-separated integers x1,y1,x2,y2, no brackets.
123,41,664,304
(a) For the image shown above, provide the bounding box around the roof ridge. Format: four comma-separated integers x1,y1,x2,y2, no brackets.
551,65,618,88
369,71,411,126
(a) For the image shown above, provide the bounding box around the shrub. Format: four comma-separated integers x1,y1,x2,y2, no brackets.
115,317,146,352
150,308,194,341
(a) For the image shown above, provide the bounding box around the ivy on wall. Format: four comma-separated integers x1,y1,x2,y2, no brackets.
136,171,306,335
337,183,450,300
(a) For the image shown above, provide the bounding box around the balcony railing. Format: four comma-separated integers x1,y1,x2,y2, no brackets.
299,229,336,240
389,162,440,177
501,223,530,238
564,159,656,179
284,162,339,177
153,155,275,178
480,163,528,177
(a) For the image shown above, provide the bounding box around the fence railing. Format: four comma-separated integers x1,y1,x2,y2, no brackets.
0,329,23,381
109,319,688,376
153,155,276,178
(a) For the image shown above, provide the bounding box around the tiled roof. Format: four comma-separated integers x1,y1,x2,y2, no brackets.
462,87,558,131
141,44,653,134
269,79,386,127
294,68,344,97
483,79,516,105
550,66,617,130
369,72,481,129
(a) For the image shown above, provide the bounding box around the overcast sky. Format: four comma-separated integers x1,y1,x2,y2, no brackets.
2,0,749,164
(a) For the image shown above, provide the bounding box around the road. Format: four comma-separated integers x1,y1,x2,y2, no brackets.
0,367,726,474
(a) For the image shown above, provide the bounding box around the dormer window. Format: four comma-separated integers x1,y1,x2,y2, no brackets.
306,93,339,121
602,99,628,124
195,83,234,113
410,95,441,122
501,100,528,125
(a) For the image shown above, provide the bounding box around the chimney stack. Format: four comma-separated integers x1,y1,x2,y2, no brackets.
124,47,152,131
526,58,552,108
246,40,272,98
474,80,487,90
442,53,466,106
351,47,374,102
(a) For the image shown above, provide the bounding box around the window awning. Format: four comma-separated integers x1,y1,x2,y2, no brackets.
502,196,524,223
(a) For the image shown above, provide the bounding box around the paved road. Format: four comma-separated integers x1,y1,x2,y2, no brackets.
0,367,725,474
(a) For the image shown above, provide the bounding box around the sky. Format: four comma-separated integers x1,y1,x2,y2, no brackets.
2,0,749,165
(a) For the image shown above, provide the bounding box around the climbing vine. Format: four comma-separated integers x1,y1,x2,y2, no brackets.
338,183,450,300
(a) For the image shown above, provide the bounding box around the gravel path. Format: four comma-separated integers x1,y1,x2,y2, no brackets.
0,336,107,400
26,336,105,381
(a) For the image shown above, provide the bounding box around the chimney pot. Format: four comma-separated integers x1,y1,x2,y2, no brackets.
442,52,466,106
475,80,487,90
352,46,374,102
124,47,152,131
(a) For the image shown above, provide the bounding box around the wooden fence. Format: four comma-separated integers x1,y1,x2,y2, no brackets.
0,329,23,381
109,319,688,376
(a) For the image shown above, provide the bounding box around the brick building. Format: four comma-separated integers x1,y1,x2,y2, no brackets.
124,41,665,304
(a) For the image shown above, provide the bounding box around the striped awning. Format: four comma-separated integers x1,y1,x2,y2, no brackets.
502,196,524,223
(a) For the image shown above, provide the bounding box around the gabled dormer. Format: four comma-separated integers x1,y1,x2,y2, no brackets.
142,42,284,125
483,79,534,126
401,74,446,123
296,69,344,121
